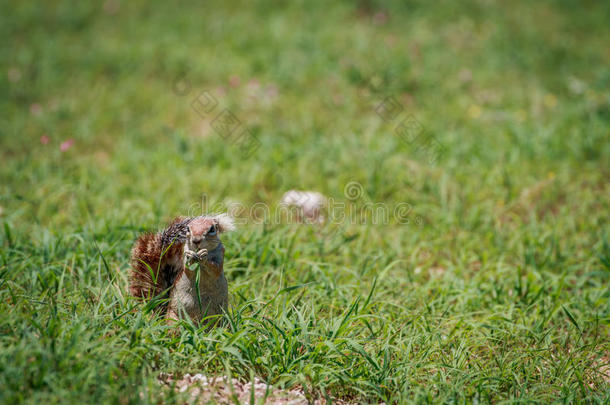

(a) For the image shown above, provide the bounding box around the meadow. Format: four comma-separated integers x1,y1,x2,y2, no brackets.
1,0,609,403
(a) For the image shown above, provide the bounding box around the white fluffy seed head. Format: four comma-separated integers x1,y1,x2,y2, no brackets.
280,190,327,223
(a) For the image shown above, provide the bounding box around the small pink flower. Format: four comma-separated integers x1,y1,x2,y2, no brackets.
373,11,388,25
60,138,75,152
229,75,240,88
265,84,278,98
40,134,50,145
215,86,227,97
245,79,261,99
30,103,42,116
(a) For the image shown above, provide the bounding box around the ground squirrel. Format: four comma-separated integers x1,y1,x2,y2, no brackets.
129,214,235,325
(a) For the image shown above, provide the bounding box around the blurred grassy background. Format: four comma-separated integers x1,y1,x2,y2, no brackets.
1,0,609,403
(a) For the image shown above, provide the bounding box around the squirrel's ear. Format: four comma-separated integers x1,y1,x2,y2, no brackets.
214,213,235,233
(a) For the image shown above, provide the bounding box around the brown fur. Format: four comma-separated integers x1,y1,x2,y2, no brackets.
129,217,190,313
129,215,233,321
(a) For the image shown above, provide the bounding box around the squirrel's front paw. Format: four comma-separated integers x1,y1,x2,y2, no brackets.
196,249,208,262
185,248,208,264
185,249,199,264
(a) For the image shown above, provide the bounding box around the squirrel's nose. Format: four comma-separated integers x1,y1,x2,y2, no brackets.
191,236,202,245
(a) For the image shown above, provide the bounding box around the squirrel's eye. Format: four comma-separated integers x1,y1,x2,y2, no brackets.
208,226,217,236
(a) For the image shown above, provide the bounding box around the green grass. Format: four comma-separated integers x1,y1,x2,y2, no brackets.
1,0,609,403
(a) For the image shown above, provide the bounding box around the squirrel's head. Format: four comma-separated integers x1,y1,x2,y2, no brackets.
186,214,235,251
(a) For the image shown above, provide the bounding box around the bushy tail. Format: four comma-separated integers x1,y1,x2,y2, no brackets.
129,217,191,312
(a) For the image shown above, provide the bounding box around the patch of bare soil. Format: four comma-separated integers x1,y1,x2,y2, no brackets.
159,373,357,404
